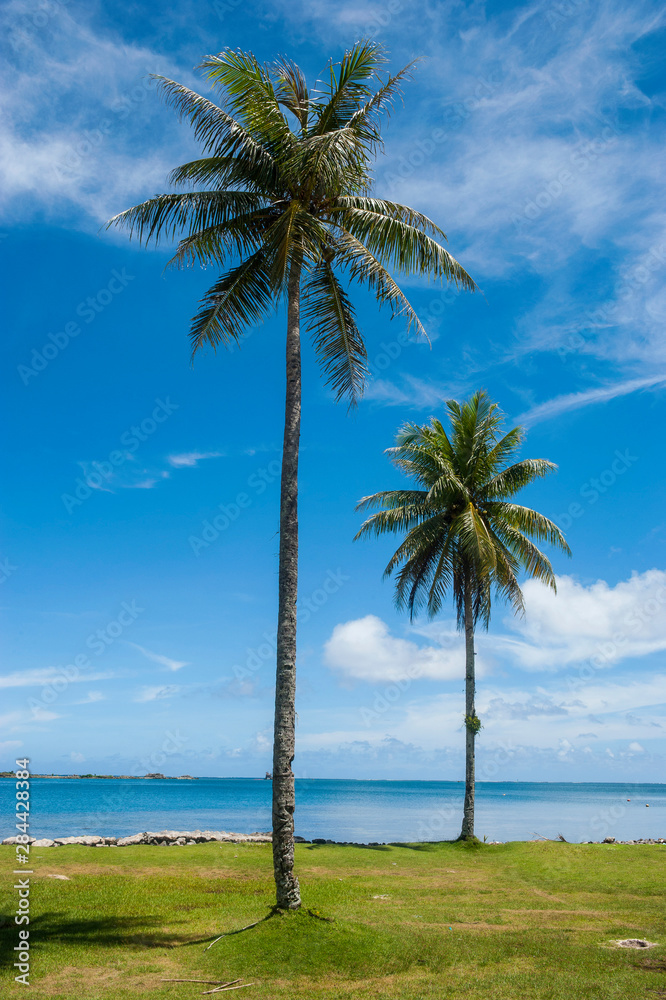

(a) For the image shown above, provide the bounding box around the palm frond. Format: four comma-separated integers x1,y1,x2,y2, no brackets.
151,75,276,167
302,262,368,405
354,490,430,540
331,197,446,242
200,51,296,157
332,226,426,336
167,156,283,195
274,58,311,132
337,207,477,288
485,502,571,554
484,425,523,472
315,40,385,135
105,191,263,244
484,458,557,500
490,522,557,592
341,60,417,147
454,503,498,577
165,207,278,269
189,251,276,357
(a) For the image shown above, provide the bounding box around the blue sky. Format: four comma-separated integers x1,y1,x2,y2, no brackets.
1,0,665,782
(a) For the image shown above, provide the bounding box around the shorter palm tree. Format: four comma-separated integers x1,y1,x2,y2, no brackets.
355,390,570,839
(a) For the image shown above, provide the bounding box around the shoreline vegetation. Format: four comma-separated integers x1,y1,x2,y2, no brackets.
0,772,196,779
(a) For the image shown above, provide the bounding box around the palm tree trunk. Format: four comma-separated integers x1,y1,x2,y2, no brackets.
271,262,302,910
460,576,476,839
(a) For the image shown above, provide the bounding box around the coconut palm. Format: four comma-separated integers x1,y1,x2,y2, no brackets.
107,42,475,907
355,391,570,839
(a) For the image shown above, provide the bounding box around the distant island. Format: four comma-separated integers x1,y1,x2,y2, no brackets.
0,772,198,780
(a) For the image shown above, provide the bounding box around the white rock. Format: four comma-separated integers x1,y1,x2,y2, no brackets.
53,835,104,846
32,839,55,847
116,832,147,846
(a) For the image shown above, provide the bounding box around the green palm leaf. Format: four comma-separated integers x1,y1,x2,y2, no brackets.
188,251,275,357
302,263,368,404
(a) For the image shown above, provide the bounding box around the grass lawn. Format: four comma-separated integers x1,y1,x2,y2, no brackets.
1,840,664,999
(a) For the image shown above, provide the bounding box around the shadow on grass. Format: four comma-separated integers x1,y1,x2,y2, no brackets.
303,840,476,853
305,843,392,852
0,911,214,964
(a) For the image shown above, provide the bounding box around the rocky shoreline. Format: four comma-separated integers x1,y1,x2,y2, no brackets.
2,831,664,847
2,830,272,847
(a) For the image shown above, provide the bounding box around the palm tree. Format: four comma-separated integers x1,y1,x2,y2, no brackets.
107,42,475,907
355,391,570,839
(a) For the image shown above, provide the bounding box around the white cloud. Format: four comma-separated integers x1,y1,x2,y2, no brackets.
514,375,666,426
74,691,105,704
133,684,180,702
69,751,86,762
324,614,467,682
629,741,645,752
0,668,113,688
167,451,224,468
312,672,666,754
501,570,666,671
0,6,194,224
128,643,190,672
325,572,666,686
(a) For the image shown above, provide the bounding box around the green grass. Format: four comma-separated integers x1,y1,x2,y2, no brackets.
1,840,664,998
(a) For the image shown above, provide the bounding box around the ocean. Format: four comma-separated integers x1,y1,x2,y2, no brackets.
2,777,664,843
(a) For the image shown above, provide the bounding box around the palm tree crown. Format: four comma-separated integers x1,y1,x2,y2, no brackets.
356,390,570,626
107,42,475,398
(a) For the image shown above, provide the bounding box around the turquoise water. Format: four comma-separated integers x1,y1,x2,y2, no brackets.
2,778,664,843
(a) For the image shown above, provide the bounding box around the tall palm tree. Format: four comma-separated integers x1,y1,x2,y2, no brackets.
355,391,570,839
107,42,475,907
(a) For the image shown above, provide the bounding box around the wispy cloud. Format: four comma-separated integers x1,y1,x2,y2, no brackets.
133,684,180,702
0,5,195,225
129,642,190,672
514,375,666,425
0,668,114,688
167,451,224,468
74,691,105,704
